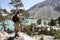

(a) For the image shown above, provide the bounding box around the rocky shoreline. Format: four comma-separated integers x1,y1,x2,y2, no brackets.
0,31,56,40
0,31,36,40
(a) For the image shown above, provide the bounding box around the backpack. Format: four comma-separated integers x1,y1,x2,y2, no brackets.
12,14,19,22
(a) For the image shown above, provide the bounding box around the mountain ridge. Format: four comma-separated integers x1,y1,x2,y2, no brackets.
28,0,60,19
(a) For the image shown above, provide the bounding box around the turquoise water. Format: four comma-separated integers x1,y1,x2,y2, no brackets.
22,19,37,25
0,19,50,30
0,20,14,31
23,19,50,25
41,20,50,24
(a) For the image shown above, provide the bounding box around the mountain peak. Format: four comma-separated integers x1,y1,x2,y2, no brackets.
45,0,60,6
28,0,60,11
28,0,60,19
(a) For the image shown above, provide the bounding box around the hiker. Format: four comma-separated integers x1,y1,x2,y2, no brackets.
12,11,21,38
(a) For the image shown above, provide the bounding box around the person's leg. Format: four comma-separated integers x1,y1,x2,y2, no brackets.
15,22,20,32
19,23,21,32
13,31,18,38
13,22,19,38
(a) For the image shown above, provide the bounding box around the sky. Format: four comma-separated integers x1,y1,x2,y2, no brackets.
0,0,45,12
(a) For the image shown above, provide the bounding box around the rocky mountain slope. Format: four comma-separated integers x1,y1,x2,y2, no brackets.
28,0,60,19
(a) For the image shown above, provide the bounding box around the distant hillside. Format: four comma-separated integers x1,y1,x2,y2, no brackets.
28,0,60,19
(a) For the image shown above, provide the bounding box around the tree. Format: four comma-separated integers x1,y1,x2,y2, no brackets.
0,9,9,31
48,19,56,26
0,15,6,31
48,19,56,31
1,9,8,14
10,9,15,14
57,17,60,26
44,21,47,25
37,19,41,25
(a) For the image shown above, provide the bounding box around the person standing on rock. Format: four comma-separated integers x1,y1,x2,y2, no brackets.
12,11,21,38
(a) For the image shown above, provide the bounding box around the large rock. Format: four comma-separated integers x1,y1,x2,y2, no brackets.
0,31,36,40
0,31,9,40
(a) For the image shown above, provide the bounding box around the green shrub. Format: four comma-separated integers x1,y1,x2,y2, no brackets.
56,17,60,26
48,19,56,26
23,24,35,36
